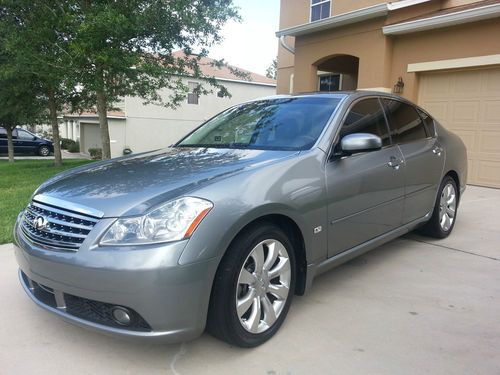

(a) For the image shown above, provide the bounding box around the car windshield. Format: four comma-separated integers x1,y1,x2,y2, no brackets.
177,97,342,151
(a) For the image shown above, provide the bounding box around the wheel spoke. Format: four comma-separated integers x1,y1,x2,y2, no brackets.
261,295,277,327
268,257,290,279
268,283,289,300
263,241,279,271
252,244,265,274
446,205,456,218
246,297,261,332
237,288,256,318
238,268,256,285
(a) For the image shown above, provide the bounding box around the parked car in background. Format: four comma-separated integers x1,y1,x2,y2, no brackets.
13,92,467,347
0,127,54,156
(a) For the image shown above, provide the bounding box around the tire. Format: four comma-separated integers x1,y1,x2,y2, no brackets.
207,223,296,347
38,145,50,157
419,175,459,239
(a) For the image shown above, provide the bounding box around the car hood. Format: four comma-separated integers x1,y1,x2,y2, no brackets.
34,147,298,217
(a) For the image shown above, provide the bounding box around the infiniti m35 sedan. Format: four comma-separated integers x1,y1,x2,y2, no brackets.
14,92,467,347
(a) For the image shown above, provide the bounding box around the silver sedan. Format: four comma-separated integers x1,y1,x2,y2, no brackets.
13,92,467,347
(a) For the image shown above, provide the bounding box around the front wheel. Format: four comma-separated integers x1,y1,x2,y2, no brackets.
38,145,51,157
419,176,458,238
207,223,296,347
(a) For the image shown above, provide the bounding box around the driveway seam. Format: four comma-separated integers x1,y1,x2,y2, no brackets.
408,238,500,262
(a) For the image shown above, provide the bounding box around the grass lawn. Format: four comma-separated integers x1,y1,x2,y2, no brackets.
0,159,94,244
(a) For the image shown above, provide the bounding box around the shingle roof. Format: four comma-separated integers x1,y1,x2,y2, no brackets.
172,51,276,86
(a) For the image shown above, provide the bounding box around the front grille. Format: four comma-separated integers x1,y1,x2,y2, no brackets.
21,200,99,251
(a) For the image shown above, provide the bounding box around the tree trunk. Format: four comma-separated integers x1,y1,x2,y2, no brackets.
47,89,62,166
96,89,111,160
5,126,14,163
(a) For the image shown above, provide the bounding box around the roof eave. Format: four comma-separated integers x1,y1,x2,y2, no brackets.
275,3,389,38
383,3,500,35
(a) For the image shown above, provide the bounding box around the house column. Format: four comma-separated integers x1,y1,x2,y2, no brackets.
69,120,74,140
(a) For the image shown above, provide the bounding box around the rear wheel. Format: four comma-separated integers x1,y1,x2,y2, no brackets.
420,176,458,238
207,223,296,347
38,145,50,157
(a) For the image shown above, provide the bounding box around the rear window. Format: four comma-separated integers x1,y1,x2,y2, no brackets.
383,99,427,144
417,109,436,137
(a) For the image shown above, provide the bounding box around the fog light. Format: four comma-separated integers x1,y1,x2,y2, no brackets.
112,307,131,326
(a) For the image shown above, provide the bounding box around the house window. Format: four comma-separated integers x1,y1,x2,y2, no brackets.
311,0,331,22
318,74,341,92
187,81,199,105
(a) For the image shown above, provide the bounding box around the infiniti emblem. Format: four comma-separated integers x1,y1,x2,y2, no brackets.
33,215,49,231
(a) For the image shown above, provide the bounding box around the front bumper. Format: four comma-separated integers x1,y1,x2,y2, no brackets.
13,217,219,342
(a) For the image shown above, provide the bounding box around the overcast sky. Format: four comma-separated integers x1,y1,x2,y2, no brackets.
209,0,280,76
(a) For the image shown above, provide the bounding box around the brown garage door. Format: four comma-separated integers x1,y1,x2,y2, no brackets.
418,67,500,188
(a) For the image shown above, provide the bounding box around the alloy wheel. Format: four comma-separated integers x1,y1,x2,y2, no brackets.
439,183,456,232
235,239,291,334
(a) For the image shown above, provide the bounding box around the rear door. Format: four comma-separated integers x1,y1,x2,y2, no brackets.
325,97,405,257
382,99,444,224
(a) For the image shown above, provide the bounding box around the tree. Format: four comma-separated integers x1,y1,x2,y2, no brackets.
0,55,44,162
0,1,77,167
69,0,241,159
266,58,277,80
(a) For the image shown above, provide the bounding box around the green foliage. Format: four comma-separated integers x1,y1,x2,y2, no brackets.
67,141,80,153
266,58,277,80
60,138,77,150
88,148,102,160
0,159,94,244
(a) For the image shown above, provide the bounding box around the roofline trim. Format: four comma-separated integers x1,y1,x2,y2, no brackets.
275,3,389,37
387,0,432,11
407,54,500,73
383,3,500,35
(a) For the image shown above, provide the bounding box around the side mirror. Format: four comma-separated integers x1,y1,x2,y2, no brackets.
340,133,382,155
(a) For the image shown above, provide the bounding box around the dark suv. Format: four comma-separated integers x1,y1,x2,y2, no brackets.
0,127,54,156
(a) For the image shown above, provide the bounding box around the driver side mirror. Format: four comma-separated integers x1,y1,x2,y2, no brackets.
340,133,382,155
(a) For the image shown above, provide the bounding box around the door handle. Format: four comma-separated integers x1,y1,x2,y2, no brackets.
387,156,402,170
432,146,443,156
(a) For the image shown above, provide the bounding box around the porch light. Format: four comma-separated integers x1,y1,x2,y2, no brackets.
393,77,404,94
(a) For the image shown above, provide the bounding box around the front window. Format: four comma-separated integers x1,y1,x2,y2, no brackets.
311,0,331,22
177,97,342,151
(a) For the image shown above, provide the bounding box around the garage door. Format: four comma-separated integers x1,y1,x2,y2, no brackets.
418,67,500,188
81,123,102,154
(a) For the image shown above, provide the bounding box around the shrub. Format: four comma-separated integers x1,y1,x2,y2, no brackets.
60,138,76,150
88,148,102,160
67,141,80,153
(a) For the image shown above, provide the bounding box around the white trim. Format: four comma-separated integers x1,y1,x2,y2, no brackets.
383,3,500,35
387,0,431,11
407,54,500,73
213,77,276,87
276,3,389,37
310,0,332,23
358,87,392,93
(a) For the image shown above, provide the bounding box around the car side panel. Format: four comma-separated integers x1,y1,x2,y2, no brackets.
178,150,329,266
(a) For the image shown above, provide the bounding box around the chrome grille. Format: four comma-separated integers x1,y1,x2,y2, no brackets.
21,201,99,251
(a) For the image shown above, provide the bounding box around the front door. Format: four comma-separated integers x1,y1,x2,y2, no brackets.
325,98,405,257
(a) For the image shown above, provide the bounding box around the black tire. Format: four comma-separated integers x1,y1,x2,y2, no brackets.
38,145,50,157
419,175,459,239
207,222,296,347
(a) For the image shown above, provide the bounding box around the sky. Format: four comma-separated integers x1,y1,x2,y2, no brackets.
209,0,280,76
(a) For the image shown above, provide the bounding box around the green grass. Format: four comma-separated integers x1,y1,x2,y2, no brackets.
0,159,94,244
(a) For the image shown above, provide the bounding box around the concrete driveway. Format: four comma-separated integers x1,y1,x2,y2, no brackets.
0,186,499,374
0,150,89,160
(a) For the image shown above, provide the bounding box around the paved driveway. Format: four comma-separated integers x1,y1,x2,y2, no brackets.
0,186,499,375
0,150,89,160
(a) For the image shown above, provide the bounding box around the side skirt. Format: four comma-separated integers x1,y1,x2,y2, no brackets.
303,212,432,294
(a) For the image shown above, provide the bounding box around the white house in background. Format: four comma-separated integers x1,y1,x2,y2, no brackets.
60,55,276,158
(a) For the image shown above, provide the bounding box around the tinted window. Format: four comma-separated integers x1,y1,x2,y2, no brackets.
417,109,436,137
383,99,427,143
339,98,391,146
17,129,34,140
0,128,6,139
178,97,341,151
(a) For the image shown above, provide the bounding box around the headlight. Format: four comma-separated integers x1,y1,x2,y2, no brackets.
100,197,213,246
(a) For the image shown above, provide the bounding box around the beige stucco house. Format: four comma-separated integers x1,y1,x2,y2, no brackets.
61,57,276,158
277,0,500,188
